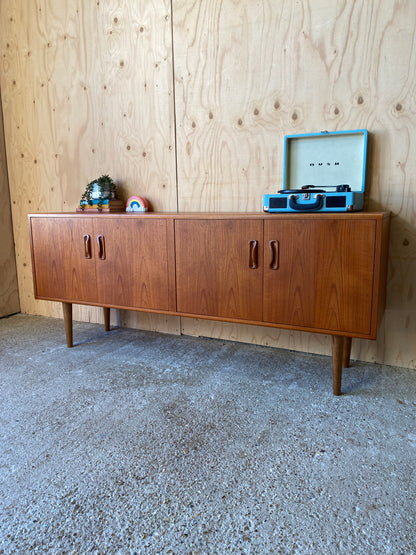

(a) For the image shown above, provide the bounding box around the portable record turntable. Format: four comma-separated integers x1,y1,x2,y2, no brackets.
263,129,368,212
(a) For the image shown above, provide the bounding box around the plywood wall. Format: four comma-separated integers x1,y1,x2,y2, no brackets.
0,90,20,317
0,0,180,333
172,0,416,368
1,0,415,369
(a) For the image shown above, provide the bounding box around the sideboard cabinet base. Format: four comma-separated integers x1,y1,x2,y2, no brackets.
29,212,390,396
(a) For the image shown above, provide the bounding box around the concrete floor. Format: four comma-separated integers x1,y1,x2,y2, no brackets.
0,313,415,554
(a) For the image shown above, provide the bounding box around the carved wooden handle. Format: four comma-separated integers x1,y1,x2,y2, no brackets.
249,240,258,269
83,234,91,259
269,240,279,270
97,235,106,260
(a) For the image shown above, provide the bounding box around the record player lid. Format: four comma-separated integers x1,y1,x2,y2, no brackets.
283,129,368,193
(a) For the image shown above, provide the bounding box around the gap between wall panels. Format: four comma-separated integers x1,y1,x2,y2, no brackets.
169,0,180,215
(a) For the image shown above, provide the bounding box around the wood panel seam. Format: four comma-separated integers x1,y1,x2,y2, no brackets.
169,0,180,214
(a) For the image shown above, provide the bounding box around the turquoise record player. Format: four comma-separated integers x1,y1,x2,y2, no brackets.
263,129,368,213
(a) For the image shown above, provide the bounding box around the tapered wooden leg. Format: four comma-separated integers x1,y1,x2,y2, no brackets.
343,337,352,368
62,302,73,348
103,307,110,332
331,335,344,396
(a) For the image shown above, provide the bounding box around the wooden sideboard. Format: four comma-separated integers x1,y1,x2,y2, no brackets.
29,212,390,395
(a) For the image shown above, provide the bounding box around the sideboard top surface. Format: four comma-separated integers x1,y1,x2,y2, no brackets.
28,211,389,221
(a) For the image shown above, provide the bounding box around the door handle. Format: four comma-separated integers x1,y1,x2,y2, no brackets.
248,240,258,269
83,234,91,259
97,235,106,260
269,240,279,270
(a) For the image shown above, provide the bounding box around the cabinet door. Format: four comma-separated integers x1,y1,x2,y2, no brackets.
30,217,98,303
264,219,377,336
93,218,172,311
175,219,263,321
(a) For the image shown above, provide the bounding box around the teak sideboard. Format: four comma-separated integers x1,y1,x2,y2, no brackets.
28,212,390,395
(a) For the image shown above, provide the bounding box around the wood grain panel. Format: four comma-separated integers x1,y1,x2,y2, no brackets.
1,0,416,368
94,217,172,311
0,0,177,327
175,219,263,320
174,0,416,368
0,90,20,317
173,1,416,211
30,216,98,303
264,219,376,336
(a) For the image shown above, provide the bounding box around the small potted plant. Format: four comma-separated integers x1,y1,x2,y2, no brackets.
79,174,117,211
